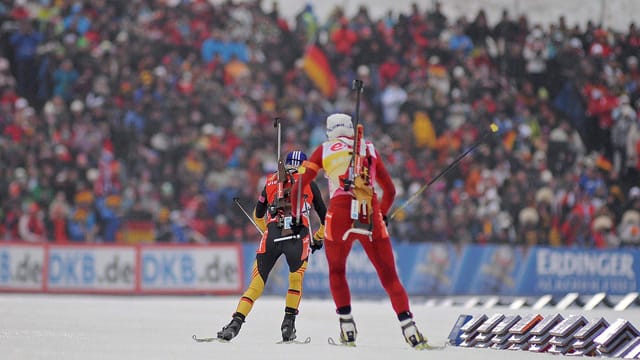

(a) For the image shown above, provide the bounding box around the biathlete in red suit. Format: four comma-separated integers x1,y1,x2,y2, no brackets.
291,113,428,348
217,150,326,343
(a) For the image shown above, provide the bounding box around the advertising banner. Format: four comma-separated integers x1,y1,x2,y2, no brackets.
48,245,136,292
515,247,639,295
140,244,243,294
3,242,640,297
451,244,525,295
0,244,45,291
403,243,458,296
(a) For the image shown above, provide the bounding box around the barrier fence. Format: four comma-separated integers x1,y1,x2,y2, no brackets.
1,242,639,296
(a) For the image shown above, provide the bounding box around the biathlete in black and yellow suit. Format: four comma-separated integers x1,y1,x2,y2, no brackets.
217,150,327,342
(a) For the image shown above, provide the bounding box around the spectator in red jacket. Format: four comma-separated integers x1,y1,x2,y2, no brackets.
330,18,358,56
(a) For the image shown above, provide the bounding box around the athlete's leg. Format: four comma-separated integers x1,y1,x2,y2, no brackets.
282,227,310,312
359,212,410,314
324,211,355,310
219,230,281,340
281,227,310,341
360,212,427,348
235,228,282,317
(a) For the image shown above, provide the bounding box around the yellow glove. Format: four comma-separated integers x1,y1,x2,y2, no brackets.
311,224,324,254
253,210,267,233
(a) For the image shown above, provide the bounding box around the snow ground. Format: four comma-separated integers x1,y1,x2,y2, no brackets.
2,294,640,360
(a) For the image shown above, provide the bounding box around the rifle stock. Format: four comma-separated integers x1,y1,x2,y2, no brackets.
343,80,365,191
275,159,286,209
353,124,368,185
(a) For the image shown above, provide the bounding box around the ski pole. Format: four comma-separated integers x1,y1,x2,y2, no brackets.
233,197,264,236
389,123,499,220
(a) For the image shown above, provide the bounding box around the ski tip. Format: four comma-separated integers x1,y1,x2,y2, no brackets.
415,341,448,350
327,337,356,347
277,336,311,344
192,334,229,343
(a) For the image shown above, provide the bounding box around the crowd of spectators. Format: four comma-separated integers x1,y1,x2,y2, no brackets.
0,0,639,248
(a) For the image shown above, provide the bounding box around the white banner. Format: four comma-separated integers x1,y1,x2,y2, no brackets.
1,243,243,294
140,245,243,293
47,245,136,292
0,244,45,291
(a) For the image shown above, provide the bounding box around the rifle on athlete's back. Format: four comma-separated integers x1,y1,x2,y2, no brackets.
268,118,298,239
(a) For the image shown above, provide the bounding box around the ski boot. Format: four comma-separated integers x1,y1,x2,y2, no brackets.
281,313,297,342
400,318,428,348
217,313,245,341
339,314,357,345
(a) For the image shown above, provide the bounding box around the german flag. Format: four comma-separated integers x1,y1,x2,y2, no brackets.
502,130,517,152
302,44,337,98
121,220,155,244
595,154,613,172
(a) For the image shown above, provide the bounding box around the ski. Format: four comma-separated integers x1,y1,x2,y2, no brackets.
192,334,229,343
193,334,311,344
276,336,311,344
327,337,356,347
327,336,447,350
413,342,448,351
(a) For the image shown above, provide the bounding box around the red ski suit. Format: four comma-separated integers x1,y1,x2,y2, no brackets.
292,135,411,315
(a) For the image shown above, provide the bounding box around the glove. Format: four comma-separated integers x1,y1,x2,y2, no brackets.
311,224,325,254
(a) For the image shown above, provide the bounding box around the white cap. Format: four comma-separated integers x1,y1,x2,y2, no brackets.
15,97,28,109
202,123,215,135
43,101,56,115
326,113,354,139
569,37,582,48
452,66,465,79
86,168,99,182
593,215,613,231
540,169,552,183
357,65,370,76
519,207,539,225
71,99,84,112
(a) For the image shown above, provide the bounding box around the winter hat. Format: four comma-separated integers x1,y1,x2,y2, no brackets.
535,187,554,204
326,113,354,139
285,150,307,168
593,215,613,231
622,210,640,225
70,99,84,113
518,207,539,225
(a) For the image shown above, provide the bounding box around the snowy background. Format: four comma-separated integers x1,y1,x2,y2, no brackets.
261,0,639,31
2,294,640,360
